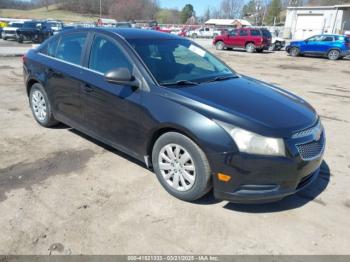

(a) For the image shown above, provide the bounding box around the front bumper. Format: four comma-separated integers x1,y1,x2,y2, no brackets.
209,124,325,204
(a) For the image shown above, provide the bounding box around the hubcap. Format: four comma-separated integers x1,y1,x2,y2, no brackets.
31,90,47,122
158,144,196,192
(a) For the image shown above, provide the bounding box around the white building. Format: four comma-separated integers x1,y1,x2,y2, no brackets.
284,4,350,40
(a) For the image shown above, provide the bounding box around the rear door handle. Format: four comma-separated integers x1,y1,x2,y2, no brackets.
82,84,94,93
47,68,63,77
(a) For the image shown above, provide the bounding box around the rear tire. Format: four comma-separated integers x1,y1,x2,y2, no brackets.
29,83,59,127
152,132,212,201
327,49,340,60
215,41,225,50
289,47,300,57
246,43,256,53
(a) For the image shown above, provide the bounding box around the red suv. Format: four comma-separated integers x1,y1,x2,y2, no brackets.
213,28,272,53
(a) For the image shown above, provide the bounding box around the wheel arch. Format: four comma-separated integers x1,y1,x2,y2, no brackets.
26,78,41,96
146,125,206,166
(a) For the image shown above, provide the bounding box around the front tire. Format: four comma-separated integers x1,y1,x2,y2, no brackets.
215,41,225,50
289,47,300,57
29,83,59,127
328,49,340,60
152,132,212,201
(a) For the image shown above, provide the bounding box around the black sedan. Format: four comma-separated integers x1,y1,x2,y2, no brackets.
23,28,325,203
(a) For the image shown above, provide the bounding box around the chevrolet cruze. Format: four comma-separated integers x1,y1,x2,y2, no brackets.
23,28,325,203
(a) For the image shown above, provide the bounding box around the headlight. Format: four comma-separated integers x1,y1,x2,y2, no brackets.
216,120,285,156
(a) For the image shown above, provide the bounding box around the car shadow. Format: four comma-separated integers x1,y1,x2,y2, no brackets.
226,48,275,54
62,126,330,211
222,161,330,213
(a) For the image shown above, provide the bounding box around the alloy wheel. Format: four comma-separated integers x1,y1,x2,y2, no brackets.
328,50,340,60
31,89,47,122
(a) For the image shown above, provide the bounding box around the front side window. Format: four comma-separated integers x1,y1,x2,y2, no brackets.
307,35,323,42
88,35,132,74
229,29,238,36
56,33,87,65
128,39,234,85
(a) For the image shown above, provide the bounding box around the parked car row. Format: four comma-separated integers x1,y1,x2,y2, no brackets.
1,19,63,43
212,27,349,60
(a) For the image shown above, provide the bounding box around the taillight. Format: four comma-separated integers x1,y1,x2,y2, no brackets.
22,54,27,63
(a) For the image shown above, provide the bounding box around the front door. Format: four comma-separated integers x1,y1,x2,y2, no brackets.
80,33,143,154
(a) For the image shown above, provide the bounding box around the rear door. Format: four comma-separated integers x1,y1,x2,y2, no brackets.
238,29,249,47
79,33,143,153
41,32,88,126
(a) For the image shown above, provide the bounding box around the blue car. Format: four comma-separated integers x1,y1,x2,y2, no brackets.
286,34,350,60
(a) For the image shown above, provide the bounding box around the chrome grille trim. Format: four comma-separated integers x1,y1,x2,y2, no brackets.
292,120,322,139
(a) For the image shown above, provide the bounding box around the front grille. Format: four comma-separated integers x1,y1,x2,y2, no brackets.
296,134,325,161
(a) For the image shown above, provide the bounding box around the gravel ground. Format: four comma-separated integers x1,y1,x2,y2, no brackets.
0,39,350,255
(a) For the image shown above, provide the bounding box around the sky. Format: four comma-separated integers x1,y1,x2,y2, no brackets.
158,0,220,16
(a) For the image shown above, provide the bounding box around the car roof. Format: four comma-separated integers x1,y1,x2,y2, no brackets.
61,27,182,40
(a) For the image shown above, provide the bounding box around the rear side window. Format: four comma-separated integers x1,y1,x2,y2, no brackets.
251,29,261,36
322,36,334,41
56,33,87,65
240,30,248,36
89,35,132,74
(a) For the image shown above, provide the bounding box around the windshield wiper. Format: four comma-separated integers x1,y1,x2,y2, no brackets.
161,80,199,87
204,75,239,83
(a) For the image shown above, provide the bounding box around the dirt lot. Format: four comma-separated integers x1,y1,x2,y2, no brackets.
0,41,350,255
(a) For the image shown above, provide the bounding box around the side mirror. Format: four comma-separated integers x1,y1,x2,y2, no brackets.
104,68,139,87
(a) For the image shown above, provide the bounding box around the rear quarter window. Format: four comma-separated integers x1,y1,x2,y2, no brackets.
40,36,60,57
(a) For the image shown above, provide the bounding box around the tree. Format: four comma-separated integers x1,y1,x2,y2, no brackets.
220,0,243,19
180,4,194,24
155,9,180,24
266,0,282,25
204,7,211,22
243,0,257,17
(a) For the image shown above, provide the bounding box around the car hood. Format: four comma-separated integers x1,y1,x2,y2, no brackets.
165,75,317,137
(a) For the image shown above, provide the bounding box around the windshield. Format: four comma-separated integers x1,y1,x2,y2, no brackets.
128,39,234,85
23,22,38,28
10,23,23,28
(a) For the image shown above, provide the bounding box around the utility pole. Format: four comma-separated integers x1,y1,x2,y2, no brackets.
100,0,102,18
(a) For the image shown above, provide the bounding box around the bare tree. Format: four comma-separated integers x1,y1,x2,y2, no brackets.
219,0,243,19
